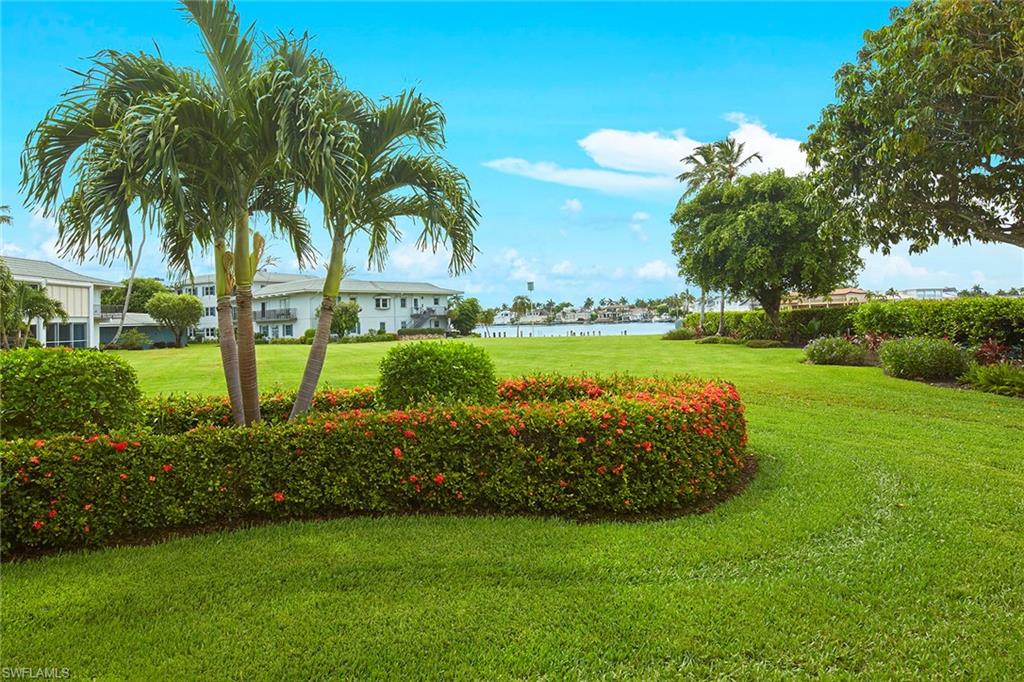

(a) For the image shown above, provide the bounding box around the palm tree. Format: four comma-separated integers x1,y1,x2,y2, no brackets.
288,90,478,419
21,0,350,425
511,295,531,336
677,139,762,335
0,205,11,225
583,296,594,310
479,308,495,337
2,283,68,348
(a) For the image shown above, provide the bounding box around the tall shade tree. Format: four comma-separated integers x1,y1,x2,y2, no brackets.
805,0,1024,251
676,139,762,334
145,292,203,348
21,0,353,425
289,90,478,419
672,171,862,327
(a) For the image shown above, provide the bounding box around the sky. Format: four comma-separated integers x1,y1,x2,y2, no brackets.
2,1,1021,306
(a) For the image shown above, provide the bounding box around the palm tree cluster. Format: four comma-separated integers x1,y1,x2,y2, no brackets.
676,138,761,334
20,0,478,425
0,260,68,350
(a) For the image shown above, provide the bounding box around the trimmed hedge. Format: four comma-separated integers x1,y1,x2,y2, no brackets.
662,328,697,341
0,348,142,438
684,297,1024,347
694,335,742,345
745,339,783,348
804,337,866,366
378,341,497,409
397,327,445,337
1,375,748,552
878,337,969,381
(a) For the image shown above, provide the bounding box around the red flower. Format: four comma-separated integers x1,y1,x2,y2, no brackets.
393,447,403,460
408,475,418,483
110,441,128,453
449,421,458,429
29,456,40,466
433,473,445,486
132,441,141,447
623,499,632,507
85,435,100,443
612,464,625,476
596,465,607,475
83,526,91,534
272,491,285,503
403,429,416,439
324,421,335,432
33,439,46,448
119,473,129,480
162,464,173,472
576,436,586,444
47,509,58,519
83,503,93,511
559,479,568,488
148,475,157,482
32,520,44,531
71,454,81,463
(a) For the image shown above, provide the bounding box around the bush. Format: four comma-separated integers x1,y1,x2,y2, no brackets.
269,337,303,345
694,335,742,345
685,308,856,345
377,341,497,409
112,328,152,350
962,362,1024,398
0,348,142,438
878,337,969,381
804,337,866,366
746,339,783,348
397,327,445,337
662,327,696,341
853,301,913,336
0,376,748,552
300,328,316,344
335,332,398,344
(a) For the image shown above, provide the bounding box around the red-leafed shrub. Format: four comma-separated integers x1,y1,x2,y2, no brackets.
1,376,748,553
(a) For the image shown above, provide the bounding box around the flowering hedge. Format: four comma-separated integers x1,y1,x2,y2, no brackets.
1,375,748,553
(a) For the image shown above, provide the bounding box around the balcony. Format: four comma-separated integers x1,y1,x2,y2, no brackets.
93,304,124,320
254,308,297,322
410,306,447,318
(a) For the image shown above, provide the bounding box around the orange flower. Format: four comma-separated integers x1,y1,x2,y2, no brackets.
393,447,403,460
272,491,285,503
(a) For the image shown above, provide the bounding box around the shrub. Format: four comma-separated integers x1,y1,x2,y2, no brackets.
0,348,142,438
746,339,783,348
878,337,969,381
804,337,866,366
684,307,856,345
0,376,748,553
397,327,445,337
962,362,1024,398
269,337,303,345
335,332,398,344
662,327,696,341
694,335,742,345
301,328,316,344
736,313,778,342
377,341,497,409
853,301,913,336
113,328,152,350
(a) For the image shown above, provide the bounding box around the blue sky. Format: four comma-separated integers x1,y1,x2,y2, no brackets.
2,1,1021,305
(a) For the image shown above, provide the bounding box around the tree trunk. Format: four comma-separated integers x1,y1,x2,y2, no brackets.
717,291,726,336
289,295,335,419
233,214,261,424
217,294,246,426
290,238,345,421
112,230,146,344
699,289,706,328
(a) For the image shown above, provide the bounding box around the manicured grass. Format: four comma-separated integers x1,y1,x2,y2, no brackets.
4,337,1023,678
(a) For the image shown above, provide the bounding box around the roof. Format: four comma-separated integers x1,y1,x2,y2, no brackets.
831,287,868,295
182,271,319,285
98,312,161,327
254,277,462,299
1,256,118,288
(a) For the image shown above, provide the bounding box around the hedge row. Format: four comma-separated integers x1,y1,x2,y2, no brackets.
683,297,1024,346
1,376,748,552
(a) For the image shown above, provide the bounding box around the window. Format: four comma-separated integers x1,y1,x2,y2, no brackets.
432,320,440,328
202,285,216,296
374,297,390,310
400,298,407,308
413,298,419,309
400,321,407,329
46,322,87,348
204,307,216,317
259,325,269,337
272,326,281,339
433,297,440,305
379,322,387,332
283,324,293,337
204,327,217,339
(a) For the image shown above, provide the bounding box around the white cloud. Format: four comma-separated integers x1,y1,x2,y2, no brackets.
629,223,648,242
485,114,808,198
501,248,538,283
483,158,678,197
635,259,678,281
561,198,583,214
387,243,452,279
631,211,651,222
858,248,953,289
551,259,576,275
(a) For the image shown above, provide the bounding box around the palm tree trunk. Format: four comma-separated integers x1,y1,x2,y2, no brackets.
215,239,245,426
699,289,706,328
290,239,345,420
112,230,146,344
233,215,260,424
717,291,726,336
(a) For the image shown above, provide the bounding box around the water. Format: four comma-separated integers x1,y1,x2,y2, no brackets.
474,321,678,338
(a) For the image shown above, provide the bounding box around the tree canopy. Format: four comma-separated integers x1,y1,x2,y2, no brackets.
805,0,1024,251
101,278,169,312
145,292,202,348
450,297,483,335
330,301,361,337
671,171,862,324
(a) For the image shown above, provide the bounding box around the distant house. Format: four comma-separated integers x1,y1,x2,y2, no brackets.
2,256,117,348
493,309,515,325
784,287,871,309
98,312,178,347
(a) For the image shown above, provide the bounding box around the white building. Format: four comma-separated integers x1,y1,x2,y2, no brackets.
250,277,461,338
899,287,958,300
2,256,118,348
176,271,320,340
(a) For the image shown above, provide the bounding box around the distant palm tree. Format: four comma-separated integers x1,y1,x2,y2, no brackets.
511,295,531,336
677,139,762,335
479,308,496,336
0,205,11,226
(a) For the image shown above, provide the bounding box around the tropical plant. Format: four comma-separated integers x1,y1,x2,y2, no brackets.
288,90,478,419
20,0,352,425
449,296,482,336
0,204,11,225
0,281,67,349
479,307,496,336
511,295,532,336
145,292,202,348
805,0,1024,251
330,300,361,337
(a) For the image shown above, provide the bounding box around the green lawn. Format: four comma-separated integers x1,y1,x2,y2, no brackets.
4,337,1023,678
